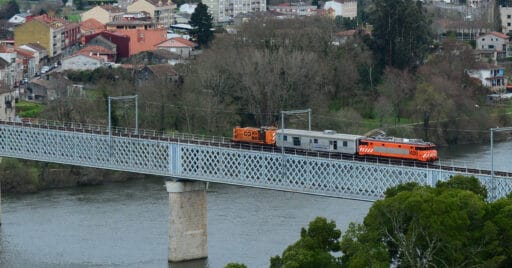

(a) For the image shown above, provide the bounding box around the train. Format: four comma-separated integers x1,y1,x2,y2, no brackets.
232,126,439,162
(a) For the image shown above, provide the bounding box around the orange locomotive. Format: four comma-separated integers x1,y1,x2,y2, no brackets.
232,126,277,145
358,137,438,162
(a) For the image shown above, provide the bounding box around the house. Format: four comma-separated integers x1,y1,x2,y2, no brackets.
135,64,179,87
80,18,106,36
19,42,48,67
82,31,130,58
85,35,117,57
333,29,357,45
27,72,73,101
0,46,23,88
79,45,116,62
204,0,266,23
14,14,80,57
127,0,175,28
61,53,106,71
155,37,196,58
8,13,31,25
15,47,37,78
323,0,357,18
466,64,507,93
130,49,182,65
80,5,125,25
476,31,511,59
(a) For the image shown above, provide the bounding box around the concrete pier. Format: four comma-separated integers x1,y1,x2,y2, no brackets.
165,180,207,262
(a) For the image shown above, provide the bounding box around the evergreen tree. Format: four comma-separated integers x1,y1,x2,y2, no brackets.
368,0,432,70
0,0,19,20
189,2,214,48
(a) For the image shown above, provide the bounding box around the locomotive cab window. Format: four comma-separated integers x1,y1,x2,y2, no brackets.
359,141,368,145
293,137,300,146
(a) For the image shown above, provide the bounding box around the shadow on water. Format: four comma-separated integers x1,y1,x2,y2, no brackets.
169,258,209,268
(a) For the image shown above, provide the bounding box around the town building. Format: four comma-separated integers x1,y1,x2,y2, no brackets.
476,31,511,59
82,31,130,58
106,20,156,30
80,18,106,36
15,47,37,78
155,37,196,59
127,0,175,28
8,13,31,25
113,28,167,56
79,45,116,62
80,5,125,25
14,15,80,58
323,0,357,18
61,53,106,71
466,64,507,93
204,0,266,23
267,3,318,17
19,42,48,66
500,6,512,35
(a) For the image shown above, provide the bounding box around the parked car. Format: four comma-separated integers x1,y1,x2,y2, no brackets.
41,66,50,73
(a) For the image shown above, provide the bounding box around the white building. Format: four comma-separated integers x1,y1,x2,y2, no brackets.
323,0,357,18
204,0,266,23
500,6,512,34
466,65,507,93
61,54,106,71
180,3,197,14
8,13,30,25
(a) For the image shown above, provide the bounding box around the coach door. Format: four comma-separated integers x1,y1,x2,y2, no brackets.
329,140,337,151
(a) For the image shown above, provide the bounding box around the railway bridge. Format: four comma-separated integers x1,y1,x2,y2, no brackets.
0,120,511,262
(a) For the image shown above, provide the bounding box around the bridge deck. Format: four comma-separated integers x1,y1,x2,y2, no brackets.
0,120,510,201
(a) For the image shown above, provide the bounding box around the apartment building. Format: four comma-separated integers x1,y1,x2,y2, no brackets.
204,0,266,23
323,0,357,18
127,0,175,28
81,5,125,24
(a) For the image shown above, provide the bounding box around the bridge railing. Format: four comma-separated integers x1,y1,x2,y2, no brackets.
0,118,502,176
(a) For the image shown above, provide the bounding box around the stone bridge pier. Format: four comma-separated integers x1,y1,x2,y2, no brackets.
165,179,208,262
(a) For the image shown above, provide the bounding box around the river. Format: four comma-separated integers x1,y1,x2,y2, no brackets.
0,141,511,268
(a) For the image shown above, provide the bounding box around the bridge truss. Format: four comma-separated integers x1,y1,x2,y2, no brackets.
0,123,511,201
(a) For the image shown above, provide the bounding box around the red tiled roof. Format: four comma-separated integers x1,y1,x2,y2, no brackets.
156,37,196,48
481,31,509,40
0,45,14,53
80,18,105,32
15,47,35,58
80,45,115,55
65,53,105,61
335,29,356,37
114,29,167,56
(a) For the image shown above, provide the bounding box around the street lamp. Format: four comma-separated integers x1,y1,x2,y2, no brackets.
490,126,512,199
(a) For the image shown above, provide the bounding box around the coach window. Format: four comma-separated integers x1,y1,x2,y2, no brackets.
283,135,287,141
293,137,300,146
333,141,337,150
314,138,318,144
343,141,347,147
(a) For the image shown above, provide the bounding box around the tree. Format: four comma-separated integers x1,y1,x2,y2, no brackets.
190,2,214,48
270,217,342,268
341,176,497,267
0,0,19,20
368,0,432,70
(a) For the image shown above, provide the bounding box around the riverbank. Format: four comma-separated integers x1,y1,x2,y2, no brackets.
0,158,146,193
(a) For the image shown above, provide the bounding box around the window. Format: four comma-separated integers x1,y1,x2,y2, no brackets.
343,141,348,147
293,137,300,146
508,15,511,19
313,138,318,144
482,38,485,41
489,45,495,49
283,135,287,141
333,141,337,150
508,23,511,27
